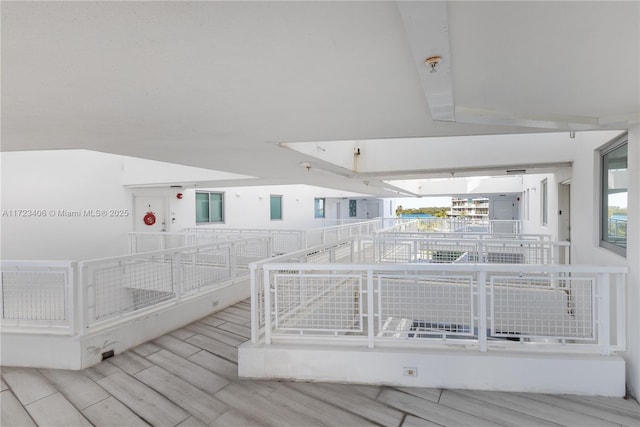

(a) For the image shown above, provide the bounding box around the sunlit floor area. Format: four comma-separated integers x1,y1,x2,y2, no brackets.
2,300,639,427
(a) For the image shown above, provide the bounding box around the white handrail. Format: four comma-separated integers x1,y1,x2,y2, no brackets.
257,262,626,355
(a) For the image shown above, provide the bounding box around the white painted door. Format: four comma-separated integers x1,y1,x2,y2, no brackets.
492,199,516,221
366,201,380,219
133,195,167,232
492,198,517,233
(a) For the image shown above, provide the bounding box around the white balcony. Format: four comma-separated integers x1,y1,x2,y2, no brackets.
241,237,627,396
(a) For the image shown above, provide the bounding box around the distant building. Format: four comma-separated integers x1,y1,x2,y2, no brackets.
449,197,489,220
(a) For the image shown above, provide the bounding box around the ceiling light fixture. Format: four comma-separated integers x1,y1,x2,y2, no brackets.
424,55,442,73
300,161,312,171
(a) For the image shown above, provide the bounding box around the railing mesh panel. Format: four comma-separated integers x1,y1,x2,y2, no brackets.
1,271,67,321
274,274,362,332
490,276,594,340
378,275,474,338
89,258,174,322
181,247,231,294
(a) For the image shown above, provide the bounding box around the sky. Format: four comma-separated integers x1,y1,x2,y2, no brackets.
395,197,452,209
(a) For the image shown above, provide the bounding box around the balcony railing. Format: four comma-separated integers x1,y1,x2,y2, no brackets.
249,238,626,356
358,237,568,264
395,218,522,234
1,237,271,335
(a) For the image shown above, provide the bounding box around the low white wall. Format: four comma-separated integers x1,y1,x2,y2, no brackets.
239,343,626,396
0,278,250,370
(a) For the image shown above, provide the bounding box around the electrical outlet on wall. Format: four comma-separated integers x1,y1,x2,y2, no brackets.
403,367,418,377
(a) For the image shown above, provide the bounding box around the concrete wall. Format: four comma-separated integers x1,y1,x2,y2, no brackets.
520,173,560,240
569,127,639,398
177,186,380,231
1,150,133,260
1,150,377,260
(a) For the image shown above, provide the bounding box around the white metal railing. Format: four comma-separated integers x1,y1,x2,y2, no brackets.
180,219,383,255
248,235,570,343
256,263,626,356
304,220,382,248
1,236,270,335
81,237,270,330
377,231,552,241
249,238,358,343
0,261,76,334
397,218,522,234
129,230,301,255
489,220,522,234
356,237,569,265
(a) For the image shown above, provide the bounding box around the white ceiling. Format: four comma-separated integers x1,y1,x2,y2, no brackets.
2,1,638,196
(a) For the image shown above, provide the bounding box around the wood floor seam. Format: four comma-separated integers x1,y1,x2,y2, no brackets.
2,299,638,427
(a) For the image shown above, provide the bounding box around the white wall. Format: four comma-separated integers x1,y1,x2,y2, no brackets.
520,173,560,240
176,186,380,231
1,150,377,260
332,198,378,221
569,128,639,398
1,150,133,260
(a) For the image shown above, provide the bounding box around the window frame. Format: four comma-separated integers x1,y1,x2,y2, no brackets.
270,194,283,221
195,191,225,224
349,200,357,217
314,198,326,219
599,134,628,257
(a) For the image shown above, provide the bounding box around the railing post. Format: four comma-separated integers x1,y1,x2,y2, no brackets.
263,268,272,345
69,262,78,335
78,262,90,334
267,236,273,258
249,264,259,343
597,273,611,355
367,269,374,349
230,242,237,281
478,271,488,352
173,251,183,301
615,273,626,351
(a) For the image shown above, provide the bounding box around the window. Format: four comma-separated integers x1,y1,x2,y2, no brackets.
196,192,224,224
541,179,548,226
270,195,282,220
349,200,357,217
601,135,627,256
314,198,325,218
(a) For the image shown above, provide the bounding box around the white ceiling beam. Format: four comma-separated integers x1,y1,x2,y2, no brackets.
397,1,455,122
454,106,601,131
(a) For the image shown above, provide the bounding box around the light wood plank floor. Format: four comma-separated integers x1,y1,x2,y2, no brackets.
2,299,639,427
